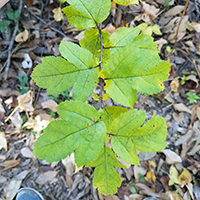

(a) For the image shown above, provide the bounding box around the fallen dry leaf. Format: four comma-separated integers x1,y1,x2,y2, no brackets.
186,22,200,33
155,38,168,52
41,99,58,112
173,103,192,114
35,171,58,185
145,169,156,184
178,168,192,186
0,132,7,151
65,174,73,188
15,28,29,43
21,147,36,161
169,165,180,186
170,77,179,92
162,149,182,164
167,191,183,200
52,7,64,22
103,195,121,200
5,179,22,200
17,90,34,112
128,194,144,200
10,111,23,129
164,5,185,17
0,159,20,173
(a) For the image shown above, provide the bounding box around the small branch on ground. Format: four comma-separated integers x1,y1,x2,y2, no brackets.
169,0,190,57
25,6,67,38
0,0,23,76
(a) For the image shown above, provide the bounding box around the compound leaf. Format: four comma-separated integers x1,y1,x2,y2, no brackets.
114,0,139,5
80,29,111,63
101,106,128,130
62,0,111,30
86,147,126,195
32,41,99,102
105,27,140,53
102,34,171,107
34,101,107,167
109,109,167,165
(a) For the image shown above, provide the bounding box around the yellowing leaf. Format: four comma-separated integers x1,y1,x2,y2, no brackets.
15,28,29,43
92,94,100,101
145,169,156,184
178,168,192,186
152,25,162,35
0,132,7,151
102,93,109,101
109,109,167,165
34,101,107,167
114,0,139,6
86,147,126,195
170,77,179,92
169,165,180,186
52,7,64,22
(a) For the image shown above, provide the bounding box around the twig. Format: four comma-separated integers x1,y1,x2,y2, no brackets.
169,0,190,57
25,6,67,38
97,23,104,110
0,0,23,76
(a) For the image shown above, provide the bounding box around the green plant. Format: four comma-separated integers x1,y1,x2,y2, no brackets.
164,0,173,7
31,0,171,195
187,92,200,103
0,20,10,33
18,76,29,94
7,8,20,23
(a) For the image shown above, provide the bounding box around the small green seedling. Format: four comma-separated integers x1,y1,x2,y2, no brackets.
18,76,29,94
187,92,200,103
0,20,11,33
7,8,20,23
164,0,173,6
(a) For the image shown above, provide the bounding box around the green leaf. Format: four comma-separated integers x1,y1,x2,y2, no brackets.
0,25,5,33
31,56,79,95
105,27,140,53
62,0,111,30
103,34,171,107
101,106,128,130
59,41,99,101
114,0,139,5
109,109,167,165
34,101,107,167
86,147,126,195
32,41,99,102
4,20,11,26
80,29,111,63
14,10,20,19
7,8,14,20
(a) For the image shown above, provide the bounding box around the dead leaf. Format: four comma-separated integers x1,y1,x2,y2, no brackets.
197,107,200,120
65,174,73,188
41,99,58,112
155,38,168,52
129,194,144,200
10,111,23,129
21,147,36,161
186,22,200,33
52,7,64,22
0,0,10,9
178,168,192,186
170,77,179,92
173,103,192,114
17,90,34,112
186,183,194,199
0,159,20,173
0,132,7,151
15,28,29,43
104,24,116,35
162,149,182,164
164,5,185,17
103,195,120,200
169,165,180,186
133,165,147,181
5,179,22,200
167,191,183,200
145,169,156,184
21,53,32,69
35,171,58,185
135,183,160,198
62,155,75,176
